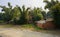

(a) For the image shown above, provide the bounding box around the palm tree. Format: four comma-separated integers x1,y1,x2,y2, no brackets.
0,2,13,22
32,7,44,20
17,5,30,24
43,0,59,9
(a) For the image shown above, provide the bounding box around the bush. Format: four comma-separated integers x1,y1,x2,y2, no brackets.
32,15,41,22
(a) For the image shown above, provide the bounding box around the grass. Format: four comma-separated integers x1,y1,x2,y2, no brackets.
19,24,43,31
0,24,14,28
0,23,43,31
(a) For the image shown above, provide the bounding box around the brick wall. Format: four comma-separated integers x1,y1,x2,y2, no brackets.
36,21,55,29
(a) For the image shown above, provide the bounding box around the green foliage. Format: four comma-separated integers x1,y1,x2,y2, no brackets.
44,0,59,9
41,11,46,20
16,5,30,24
44,0,60,28
0,2,46,25
46,11,53,19
31,8,44,22
50,3,60,28
0,13,4,20
0,2,13,22
12,5,20,23
32,15,41,21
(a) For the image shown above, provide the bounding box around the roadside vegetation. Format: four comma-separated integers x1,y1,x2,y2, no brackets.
0,0,60,30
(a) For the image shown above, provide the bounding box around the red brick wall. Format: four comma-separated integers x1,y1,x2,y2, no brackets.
36,21,55,29
44,21,55,29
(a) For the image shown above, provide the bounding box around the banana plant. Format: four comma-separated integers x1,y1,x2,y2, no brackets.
0,2,13,22
17,5,30,24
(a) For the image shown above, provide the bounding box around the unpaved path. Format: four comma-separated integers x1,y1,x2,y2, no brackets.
0,28,60,37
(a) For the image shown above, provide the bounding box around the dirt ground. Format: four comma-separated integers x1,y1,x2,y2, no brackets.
0,28,60,37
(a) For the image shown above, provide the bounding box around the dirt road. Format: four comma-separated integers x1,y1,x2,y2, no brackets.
0,28,60,37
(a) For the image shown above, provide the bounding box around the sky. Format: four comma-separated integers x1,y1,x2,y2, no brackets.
0,0,47,12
